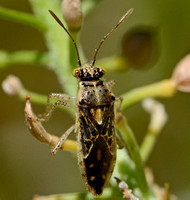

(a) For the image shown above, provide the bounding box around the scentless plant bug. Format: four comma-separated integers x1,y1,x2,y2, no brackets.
25,8,133,196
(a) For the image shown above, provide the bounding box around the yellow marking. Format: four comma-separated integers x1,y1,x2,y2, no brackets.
102,134,115,155
84,111,99,137
103,162,107,166
90,108,95,116
102,175,106,180
97,149,102,161
89,163,95,168
85,139,90,141
100,109,112,134
90,176,95,181
83,139,94,159
80,111,93,138
81,109,99,138
94,108,104,125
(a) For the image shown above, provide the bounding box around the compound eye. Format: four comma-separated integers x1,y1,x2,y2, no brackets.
73,68,81,78
98,67,105,77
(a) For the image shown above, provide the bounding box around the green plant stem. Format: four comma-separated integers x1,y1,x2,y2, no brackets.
121,79,176,110
0,6,44,30
20,90,48,105
97,56,128,72
140,130,158,163
116,112,151,198
33,188,116,200
0,51,48,68
30,0,77,96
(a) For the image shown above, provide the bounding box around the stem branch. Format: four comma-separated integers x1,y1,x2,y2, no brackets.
0,6,44,30
115,111,150,197
140,130,158,163
121,79,176,110
0,51,48,68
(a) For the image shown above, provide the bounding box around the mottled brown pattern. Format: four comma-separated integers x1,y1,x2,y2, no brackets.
75,65,116,195
29,9,133,197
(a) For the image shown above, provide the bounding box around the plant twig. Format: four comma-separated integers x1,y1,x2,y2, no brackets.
121,79,176,110
0,51,48,68
115,177,139,200
115,108,150,198
140,130,158,163
2,74,75,116
30,0,78,96
97,56,128,72
0,6,44,30
140,99,168,163
25,95,77,152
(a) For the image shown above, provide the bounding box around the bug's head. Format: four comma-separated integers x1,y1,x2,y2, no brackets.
73,64,105,81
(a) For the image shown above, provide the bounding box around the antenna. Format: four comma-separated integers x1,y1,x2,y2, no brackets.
91,8,134,66
48,10,82,67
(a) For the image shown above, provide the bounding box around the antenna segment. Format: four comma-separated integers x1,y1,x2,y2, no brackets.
49,10,82,67
91,8,134,66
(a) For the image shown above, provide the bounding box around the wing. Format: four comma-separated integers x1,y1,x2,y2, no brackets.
78,104,115,157
78,103,116,195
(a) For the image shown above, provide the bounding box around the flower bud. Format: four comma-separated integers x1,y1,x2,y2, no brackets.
172,54,190,92
115,177,139,200
62,0,82,31
2,75,24,96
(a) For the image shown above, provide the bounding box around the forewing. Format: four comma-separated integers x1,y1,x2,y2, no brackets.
78,104,116,195
78,106,100,158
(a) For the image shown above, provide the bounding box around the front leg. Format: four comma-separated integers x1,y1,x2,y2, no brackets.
38,93,76,122
106,80,116,89
25,95,77,152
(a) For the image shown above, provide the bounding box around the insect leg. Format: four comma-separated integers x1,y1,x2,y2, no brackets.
51,124,76,155
47,93,75,101
38,93,76,122
25,96,77,152
114,97,123,119
45,93,75,115
116,135,124,149
115,97,123,103
106,80,116,89
114,97,125,148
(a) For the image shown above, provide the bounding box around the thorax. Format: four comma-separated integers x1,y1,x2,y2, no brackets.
76,80,115,107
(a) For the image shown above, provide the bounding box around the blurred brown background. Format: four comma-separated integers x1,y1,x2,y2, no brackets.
0,0,190,199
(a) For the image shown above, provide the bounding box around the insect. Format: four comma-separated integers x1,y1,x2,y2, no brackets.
26,8,133,196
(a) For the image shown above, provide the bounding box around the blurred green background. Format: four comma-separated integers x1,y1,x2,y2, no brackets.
0,0,190,199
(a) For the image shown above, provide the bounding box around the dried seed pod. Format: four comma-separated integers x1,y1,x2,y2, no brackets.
61,0,82,31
